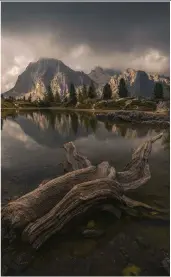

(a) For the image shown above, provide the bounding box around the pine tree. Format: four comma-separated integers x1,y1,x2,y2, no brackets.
82,84,87,100
77,89,84,103
102,83,112,100
71,113,78,134
8,96,14,102
105,121,113,132
54,91,61,103
154,82,164,100
69,83,77,105
88,81,96,99
46,85,54,103
89,117,97,133
118,78,128,98
28,95,32,102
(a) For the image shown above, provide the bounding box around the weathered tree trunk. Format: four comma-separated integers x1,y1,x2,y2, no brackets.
2,133,166,252
22,178,123,249
2,162,114,229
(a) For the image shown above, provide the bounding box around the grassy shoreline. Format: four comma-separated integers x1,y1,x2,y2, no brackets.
2,97,169,118
1,106,167,113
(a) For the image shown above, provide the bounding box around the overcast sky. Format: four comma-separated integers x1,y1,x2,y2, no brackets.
1,2,170,92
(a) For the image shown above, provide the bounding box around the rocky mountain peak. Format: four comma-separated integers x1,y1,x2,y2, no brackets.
93,66,105,72
89,66,120,86
125,68,136,74
3,58,94,99
109,69,170,98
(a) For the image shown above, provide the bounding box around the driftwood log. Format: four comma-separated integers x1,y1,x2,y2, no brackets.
2,132,169,274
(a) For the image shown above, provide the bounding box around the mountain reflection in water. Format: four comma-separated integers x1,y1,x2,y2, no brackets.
1,110,169,208
1,110,169,147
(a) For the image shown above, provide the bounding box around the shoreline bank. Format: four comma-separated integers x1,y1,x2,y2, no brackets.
96,110,169,127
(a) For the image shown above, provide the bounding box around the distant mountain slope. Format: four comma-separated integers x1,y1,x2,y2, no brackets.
4,58,94,100
88,66,120,86
109,68,170,98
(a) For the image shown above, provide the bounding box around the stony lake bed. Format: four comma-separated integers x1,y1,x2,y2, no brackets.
1,109,170,276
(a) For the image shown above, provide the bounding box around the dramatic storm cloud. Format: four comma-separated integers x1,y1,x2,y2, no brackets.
1,2,170,92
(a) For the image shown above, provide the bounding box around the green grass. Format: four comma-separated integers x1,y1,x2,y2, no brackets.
1,97,161,114
1,99,16,109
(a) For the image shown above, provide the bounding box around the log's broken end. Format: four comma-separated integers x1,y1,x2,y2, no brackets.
63,141,92,171
151,132,163,143
63,141,76,152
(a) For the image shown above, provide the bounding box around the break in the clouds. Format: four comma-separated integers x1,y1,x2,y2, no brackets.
1,2,170,92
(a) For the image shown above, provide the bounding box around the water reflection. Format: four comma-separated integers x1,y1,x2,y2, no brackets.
162,131,170,150
1,110,169,150
1,109,169,209
104,121,113,132
1,118,4,130
71,113,79,135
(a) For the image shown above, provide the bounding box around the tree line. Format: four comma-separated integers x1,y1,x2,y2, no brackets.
102,78,164,100
43,78,130,105
41,81,97,106
2,78,164,104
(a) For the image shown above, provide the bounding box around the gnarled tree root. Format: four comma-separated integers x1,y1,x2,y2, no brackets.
2,132,168,275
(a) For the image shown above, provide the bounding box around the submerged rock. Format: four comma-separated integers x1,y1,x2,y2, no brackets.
82,229,105,238
86,220,96,229
135,236,149,249
101,204,122,219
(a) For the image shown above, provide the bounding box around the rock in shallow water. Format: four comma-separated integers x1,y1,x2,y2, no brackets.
162,256,170,275
82,229,105,238
101,204,122,219
135,236,149,249
86,220,96,229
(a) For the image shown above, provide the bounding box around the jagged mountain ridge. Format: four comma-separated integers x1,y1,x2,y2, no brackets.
109,68,170,98
3,58,170,99
88,66,121,86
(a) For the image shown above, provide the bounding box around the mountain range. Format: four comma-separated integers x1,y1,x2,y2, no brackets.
3,58,170,100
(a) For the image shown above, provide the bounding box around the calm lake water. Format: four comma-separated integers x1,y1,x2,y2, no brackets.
1,109,170,276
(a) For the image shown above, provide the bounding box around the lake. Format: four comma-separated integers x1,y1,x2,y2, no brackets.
1,109,170,276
